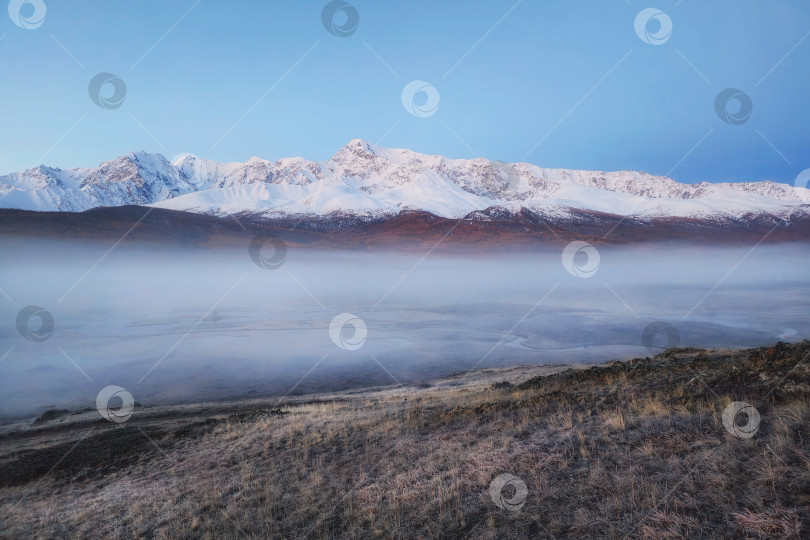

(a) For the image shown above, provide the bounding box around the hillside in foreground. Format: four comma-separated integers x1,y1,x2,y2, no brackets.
1,342,808,538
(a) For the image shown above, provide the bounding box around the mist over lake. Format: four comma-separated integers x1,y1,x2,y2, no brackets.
2,238,808,421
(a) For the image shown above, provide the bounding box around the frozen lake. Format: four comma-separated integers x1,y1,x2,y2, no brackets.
1,238,808,421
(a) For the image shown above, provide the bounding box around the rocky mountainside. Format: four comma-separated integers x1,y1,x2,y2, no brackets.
1,139,807,224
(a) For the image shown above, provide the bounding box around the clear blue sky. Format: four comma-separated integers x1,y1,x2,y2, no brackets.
1,0,808,184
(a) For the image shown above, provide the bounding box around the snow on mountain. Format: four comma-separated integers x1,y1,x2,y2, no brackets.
1,139,807,221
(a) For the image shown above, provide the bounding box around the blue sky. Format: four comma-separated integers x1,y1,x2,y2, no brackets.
0,0,808,184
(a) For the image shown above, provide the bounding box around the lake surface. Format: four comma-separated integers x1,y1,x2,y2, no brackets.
1,238,808,421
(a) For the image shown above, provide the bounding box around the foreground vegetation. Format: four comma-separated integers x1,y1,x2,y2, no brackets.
1,342,808,538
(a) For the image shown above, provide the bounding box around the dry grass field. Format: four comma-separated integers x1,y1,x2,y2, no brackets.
1,342,808,538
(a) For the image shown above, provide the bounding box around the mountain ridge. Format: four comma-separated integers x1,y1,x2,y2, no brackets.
2,205,807,250
1,139,807,224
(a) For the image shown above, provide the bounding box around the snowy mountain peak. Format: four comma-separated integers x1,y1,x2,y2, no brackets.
331,138,387,164
1,142,807,221
171,153,198,167
345,138,373,150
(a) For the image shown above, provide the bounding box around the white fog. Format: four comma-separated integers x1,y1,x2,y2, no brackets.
1,238,808,421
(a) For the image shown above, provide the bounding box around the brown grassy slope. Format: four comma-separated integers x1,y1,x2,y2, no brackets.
2,206,809,251
0,342,808,539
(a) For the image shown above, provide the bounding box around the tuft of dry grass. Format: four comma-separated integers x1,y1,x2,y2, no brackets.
0,342,808,538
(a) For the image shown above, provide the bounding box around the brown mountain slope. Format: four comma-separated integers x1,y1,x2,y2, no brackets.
0,206,807,251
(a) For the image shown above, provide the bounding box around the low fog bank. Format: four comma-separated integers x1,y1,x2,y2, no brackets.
1,238,808,421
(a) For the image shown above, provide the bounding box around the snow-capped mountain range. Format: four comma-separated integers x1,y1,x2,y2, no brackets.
1,139,807,222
